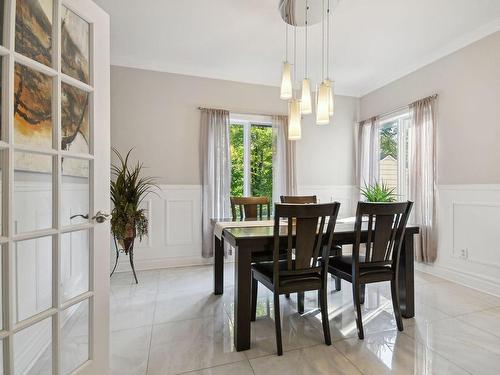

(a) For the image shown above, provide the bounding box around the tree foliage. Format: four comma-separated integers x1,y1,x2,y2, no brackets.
380,124,398,160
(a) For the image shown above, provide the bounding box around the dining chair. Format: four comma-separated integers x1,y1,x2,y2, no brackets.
230,196,270,220
251,202,341,355
327,201,413,339
280,195,343,312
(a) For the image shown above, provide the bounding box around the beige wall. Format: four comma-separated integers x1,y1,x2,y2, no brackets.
110,65,358,186
360,31,500,185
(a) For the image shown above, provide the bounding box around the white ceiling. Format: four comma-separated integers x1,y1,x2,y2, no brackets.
94,0,500,97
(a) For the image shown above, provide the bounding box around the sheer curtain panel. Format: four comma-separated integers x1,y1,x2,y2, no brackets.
409,96,437,262
200,109,232,257
355,117,380,193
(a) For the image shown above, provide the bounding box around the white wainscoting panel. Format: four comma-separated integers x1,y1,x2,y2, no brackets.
115,185,207,272
417,185,500,296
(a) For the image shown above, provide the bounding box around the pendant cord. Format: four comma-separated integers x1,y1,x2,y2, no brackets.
326,0,330,79
285,23,288,61
293,25,297,98
305,0,308,78
321,0,325,80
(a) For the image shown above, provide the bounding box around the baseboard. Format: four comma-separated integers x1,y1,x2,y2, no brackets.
415,262,500,297
114,254,235,273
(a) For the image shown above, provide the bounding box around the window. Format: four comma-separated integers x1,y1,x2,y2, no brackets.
229,115,273,206
378,111,410,200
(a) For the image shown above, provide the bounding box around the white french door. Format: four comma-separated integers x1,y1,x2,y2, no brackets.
0,0,110,374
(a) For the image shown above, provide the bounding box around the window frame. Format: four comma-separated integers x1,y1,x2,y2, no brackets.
378,109,410,201
229,114,272,197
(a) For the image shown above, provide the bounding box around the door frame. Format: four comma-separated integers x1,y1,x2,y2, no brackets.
0,0,110,374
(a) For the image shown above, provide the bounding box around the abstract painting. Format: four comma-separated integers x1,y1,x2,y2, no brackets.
14,63,53,148
61,6,90,84
15,0,53,67
61,82,89,153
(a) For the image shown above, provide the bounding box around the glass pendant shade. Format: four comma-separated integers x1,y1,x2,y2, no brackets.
288,98,302,140
316,82,330,125
280,62,293,100
300,79,312,114
325,79,334,117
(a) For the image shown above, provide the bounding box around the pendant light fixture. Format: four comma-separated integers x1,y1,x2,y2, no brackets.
300,0,312,114
288,26,302,140
326,0,334,118
316,0,330,125
280,24,293,100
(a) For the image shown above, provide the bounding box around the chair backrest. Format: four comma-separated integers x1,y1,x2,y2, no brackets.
230,196,270,220
353,201,413,271
273,203,341,285
280,195,317,204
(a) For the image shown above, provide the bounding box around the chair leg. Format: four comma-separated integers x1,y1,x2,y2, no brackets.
251,276,258,322
391,279,404,331
319,287,332,345
298,292,305,314
334,276,342,291
360,284,366,304
285,293,290,298
352,283,364,339
274,293,283,356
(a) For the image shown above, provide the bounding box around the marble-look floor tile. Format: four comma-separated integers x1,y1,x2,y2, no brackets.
415,282,497,316
407,317,500,375
457,307,500,338
110,325,152,375
184,360,254,375
110,294,156,331
249,345,362,375
154,290,226,324
158,266,213,294
335,330,469,375
414,271,448,285
147,314,245,375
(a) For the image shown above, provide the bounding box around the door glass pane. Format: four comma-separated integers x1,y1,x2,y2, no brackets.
14,236,52,322
61,83,90,153
61,230,89,301
14,317,52,375
62,158,89,226
15,0,53,67
14,152,53,233
61,299,89,374
61,6,90,84
14,64,53,148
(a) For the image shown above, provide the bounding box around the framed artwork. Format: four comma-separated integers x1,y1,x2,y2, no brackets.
61,6,90,83
15,0,53,67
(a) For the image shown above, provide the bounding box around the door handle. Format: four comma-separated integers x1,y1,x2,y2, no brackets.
92,211,110,223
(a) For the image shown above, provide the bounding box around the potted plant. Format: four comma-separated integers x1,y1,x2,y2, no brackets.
360,181,396,202
110,148,158,283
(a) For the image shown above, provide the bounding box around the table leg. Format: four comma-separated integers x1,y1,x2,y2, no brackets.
399,233,415,318
234,244,252,351
214,235,224,295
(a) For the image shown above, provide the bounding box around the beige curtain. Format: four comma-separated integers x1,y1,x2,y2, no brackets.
200,109,231,258
355,116,380,195
409,97,437,263
272,115,297,204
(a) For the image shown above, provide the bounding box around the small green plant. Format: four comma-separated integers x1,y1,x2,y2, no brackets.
110,148,158,253
360,181,396,202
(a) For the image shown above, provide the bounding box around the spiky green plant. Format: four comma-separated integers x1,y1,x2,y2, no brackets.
360,181,396,202
110,148,158,253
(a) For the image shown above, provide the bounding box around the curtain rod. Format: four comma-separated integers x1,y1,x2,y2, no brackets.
197,106,286,118
359,93,438,124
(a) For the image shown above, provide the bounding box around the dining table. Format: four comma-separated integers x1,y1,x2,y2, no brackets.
212,217,420,351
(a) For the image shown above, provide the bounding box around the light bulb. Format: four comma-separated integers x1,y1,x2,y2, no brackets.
280,62,293,100
288,98,302,140
316,81,330,125
325,79,334,117
300,79,312,114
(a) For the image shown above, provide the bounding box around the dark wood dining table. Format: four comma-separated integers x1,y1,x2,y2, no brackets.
212,218,419,351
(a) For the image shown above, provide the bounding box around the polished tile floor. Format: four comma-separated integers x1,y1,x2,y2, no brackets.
110,264,500,375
